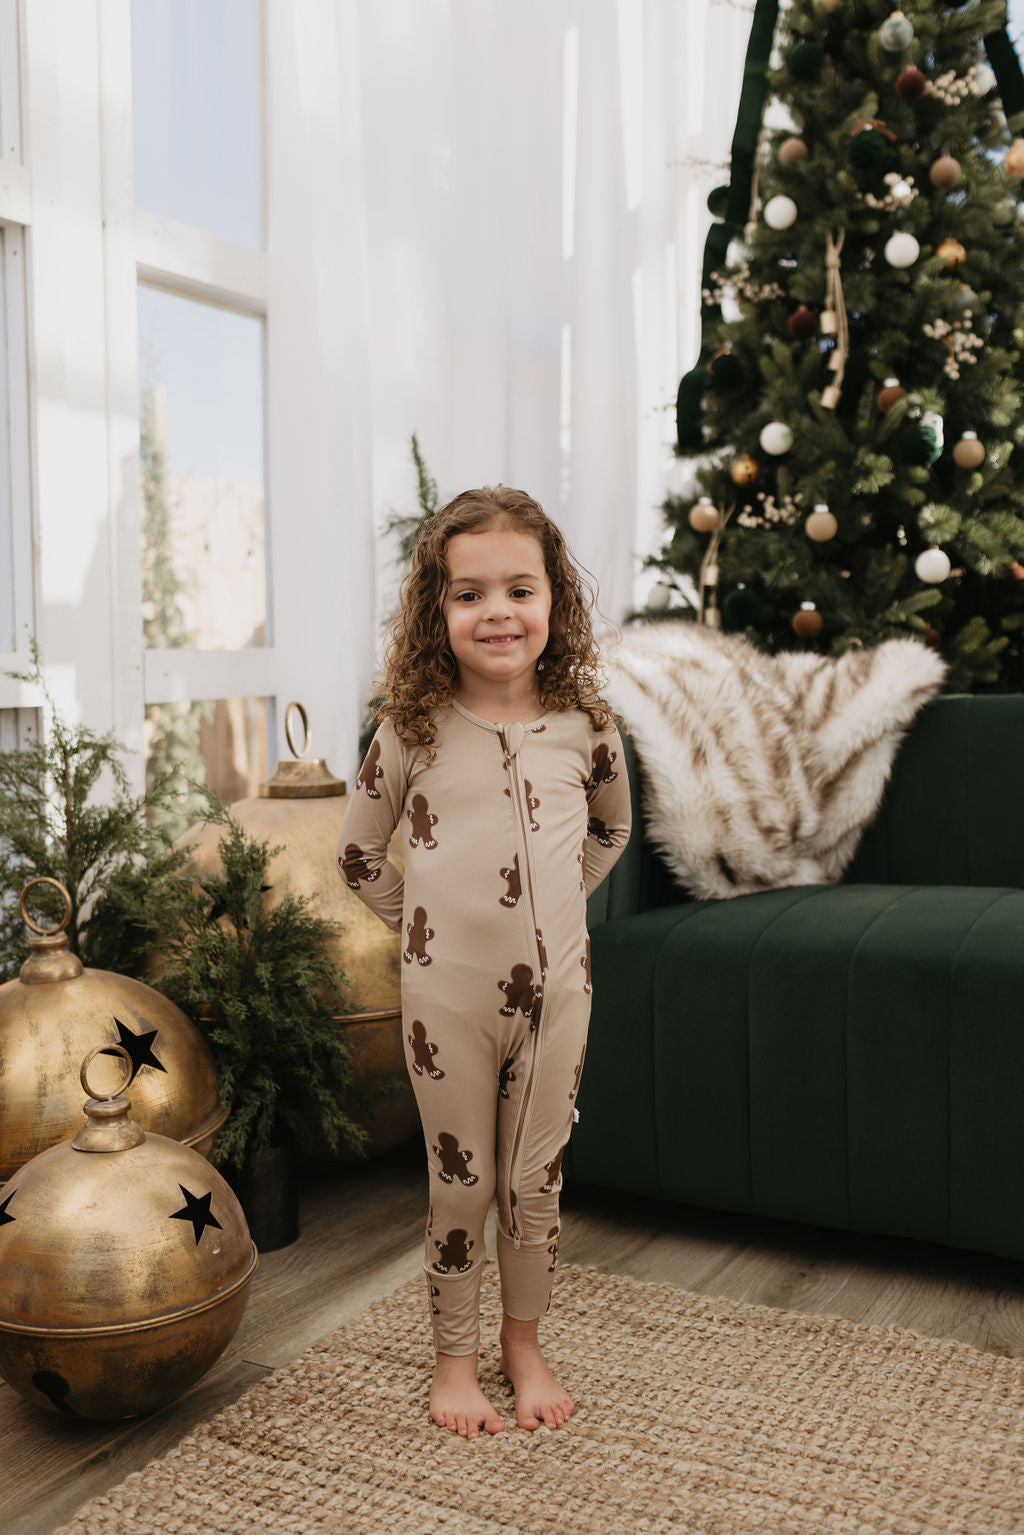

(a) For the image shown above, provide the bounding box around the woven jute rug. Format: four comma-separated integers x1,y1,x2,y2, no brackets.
56,1264,1024,1535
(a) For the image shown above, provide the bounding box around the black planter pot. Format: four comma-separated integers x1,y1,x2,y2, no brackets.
225,1137,299,1252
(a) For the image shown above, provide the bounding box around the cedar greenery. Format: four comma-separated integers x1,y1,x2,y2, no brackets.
659,0,1024,691
0,645,193,981
150,801,368,1172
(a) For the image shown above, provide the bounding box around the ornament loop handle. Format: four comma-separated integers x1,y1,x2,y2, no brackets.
284,701,311,761
80,1043,133,1101
19,876,73,936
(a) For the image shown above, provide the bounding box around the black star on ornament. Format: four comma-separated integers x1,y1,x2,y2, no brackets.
169,1185,223,1247
101,1017,167,1082
0,1191,15,1227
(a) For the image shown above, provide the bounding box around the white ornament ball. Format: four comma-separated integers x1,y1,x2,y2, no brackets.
805,506,838,542
647,581,673,612
890,178,915,205
879,11,914,52
884,231,920,268
915,547,951,584
759,421,794,455
726,236,752,267
764,195,798,231
968,63,997,97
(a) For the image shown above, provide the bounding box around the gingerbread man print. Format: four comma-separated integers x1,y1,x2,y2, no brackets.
407,793,439,850
498,1055,516,1099
500,854,521,908
586,743,618,793
408,1020,444,1079
339,843,380,890
433,1131,479,1186
355,738,383,798
504,779,540,829
535,929,548,979
433,1229,474,1274
498,964,540,1020
587,815,614,847
540,1146,565,1194
546,1224,560,1273
404,906,434,966
581,937,592,995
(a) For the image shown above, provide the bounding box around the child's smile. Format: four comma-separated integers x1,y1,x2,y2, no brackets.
444,527,552,707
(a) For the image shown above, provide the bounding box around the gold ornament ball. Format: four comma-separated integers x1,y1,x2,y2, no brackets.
953,432,985,469
935,237,966,271
817,0,840,11
779,136,809,166
1005,139,1024,177
805,507,838,542
929,155,962,188
792,606,824,639
877,378,906,412
688,498,720,533
730,454,760,487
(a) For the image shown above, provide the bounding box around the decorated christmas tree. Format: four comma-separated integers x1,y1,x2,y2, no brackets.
658,0,1024,691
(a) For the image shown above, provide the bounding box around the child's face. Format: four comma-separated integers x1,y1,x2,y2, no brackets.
443,526,552,698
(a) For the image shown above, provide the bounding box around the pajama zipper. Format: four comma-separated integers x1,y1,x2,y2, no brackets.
499,725,545,1250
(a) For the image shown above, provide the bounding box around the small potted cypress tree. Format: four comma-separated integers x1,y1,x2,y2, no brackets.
151,802,369,1250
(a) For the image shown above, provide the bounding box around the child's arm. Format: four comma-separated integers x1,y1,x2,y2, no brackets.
583,726,633,897
336,720,407,931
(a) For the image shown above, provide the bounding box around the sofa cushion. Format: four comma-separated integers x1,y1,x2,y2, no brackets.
569,882,1024,1261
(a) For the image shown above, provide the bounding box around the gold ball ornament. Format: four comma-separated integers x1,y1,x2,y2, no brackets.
778,137,809,166
792,604,824,639
806,506,839,542
929,155,962,188
1004,140,1024,178
0,879,226,1186
817,0,840,11
0,1047,257,1419
935,237,966,271
688,497,720,533
952,431,985,469
877,378,907,412
730,454,760,487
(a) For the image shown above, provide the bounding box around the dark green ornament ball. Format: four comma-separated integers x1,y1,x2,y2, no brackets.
848,128,889,168
722,587,764,630
787,41,825,80
896,421,943,466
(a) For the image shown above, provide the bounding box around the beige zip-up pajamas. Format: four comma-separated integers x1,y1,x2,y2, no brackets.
338,702,631,1354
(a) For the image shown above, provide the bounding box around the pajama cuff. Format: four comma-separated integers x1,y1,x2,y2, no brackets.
496,1227,557,1322
425,1263,484,1356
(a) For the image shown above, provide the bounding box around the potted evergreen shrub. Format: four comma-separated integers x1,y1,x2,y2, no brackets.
150,801,369,1250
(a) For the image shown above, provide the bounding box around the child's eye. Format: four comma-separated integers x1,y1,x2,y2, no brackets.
511,587,533,599
454,591,480,603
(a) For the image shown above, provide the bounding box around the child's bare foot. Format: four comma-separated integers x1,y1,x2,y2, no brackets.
430,1351,505,1438
499,1315,575,1431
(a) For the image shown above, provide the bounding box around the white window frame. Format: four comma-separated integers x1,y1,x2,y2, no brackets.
0,0,41,716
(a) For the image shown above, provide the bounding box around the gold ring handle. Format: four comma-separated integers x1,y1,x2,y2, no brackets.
284,701,311,760
80,1044,133,1101
19,877,73,936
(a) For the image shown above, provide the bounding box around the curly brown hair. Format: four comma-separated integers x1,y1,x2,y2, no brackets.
379,485,614,751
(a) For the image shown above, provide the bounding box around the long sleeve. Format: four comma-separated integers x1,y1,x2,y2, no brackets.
337,720,408,931
583,726,632,897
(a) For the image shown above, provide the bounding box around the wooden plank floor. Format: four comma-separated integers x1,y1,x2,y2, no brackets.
4,1139,1024,1535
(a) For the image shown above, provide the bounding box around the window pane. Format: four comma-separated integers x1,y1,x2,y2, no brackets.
139,286,267,652
146,696,269,840
130,0,263,249
0,228,13,652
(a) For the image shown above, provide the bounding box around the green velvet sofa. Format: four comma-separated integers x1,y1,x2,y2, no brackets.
571,694,1024,1263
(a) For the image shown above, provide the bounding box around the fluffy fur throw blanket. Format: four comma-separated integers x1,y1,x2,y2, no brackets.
604,624,946,900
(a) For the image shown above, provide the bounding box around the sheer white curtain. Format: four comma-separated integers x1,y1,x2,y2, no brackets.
267,0,753,763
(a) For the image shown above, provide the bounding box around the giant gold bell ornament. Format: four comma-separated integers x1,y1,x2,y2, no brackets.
179,703,418,1167
0,879,227,1189
0,1046,257,1419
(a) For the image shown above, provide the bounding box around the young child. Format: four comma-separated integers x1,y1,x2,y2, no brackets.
338,485,631,1439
